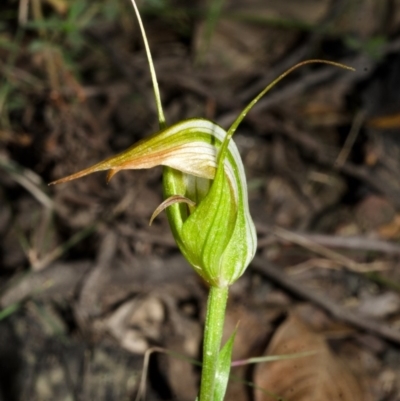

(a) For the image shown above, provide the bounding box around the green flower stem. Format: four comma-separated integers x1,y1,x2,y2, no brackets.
199,285,229,401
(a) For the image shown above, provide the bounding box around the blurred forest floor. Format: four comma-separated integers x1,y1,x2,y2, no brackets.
2,0,400,400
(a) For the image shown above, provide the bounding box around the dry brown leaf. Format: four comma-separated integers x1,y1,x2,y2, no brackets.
254,314,370,401
368,113,400,129
378,215,400,240
43,0,69,14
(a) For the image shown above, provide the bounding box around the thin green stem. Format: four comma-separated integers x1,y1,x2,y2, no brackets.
227,59,355,140
129,0,166,130
199,285,229,401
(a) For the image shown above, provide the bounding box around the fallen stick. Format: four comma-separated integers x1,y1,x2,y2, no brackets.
251,256,400,345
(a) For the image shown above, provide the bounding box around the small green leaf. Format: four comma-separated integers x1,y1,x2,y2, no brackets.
213,330,236,401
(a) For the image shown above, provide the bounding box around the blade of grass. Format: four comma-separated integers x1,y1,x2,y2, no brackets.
196,0,226,65
0,303,20,321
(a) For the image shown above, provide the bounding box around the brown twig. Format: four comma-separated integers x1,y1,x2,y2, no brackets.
251,257,400,345
270,226,389,273
334,110,366,168
256,116,400,208
257,226,400,256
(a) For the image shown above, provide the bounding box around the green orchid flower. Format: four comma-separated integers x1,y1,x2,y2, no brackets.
50,117,257,288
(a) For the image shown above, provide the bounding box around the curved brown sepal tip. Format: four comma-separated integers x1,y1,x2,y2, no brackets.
106,169,120,183
149,195,196,226
48,165,105,186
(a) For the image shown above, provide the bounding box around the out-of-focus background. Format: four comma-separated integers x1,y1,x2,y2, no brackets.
1,0,400,400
